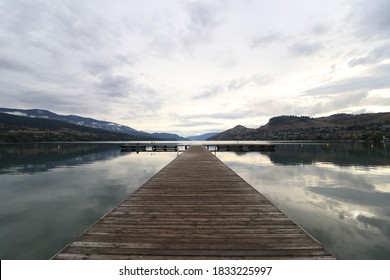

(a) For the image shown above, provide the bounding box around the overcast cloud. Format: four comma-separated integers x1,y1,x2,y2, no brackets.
0,0,389,136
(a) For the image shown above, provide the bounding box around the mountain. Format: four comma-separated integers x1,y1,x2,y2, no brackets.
151,132,189,141
187,132,218,141
0,107,194,141
209,113,390,142
0,112,155,142
209,125,253,140
0,108,150,138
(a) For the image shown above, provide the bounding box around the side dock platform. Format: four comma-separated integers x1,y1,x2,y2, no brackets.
121,143,276,152
53,145,334,260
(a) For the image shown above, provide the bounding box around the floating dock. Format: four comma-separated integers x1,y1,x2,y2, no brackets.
121,144,184,152
53,146,334,260
209,144,275,152
121,143,275,152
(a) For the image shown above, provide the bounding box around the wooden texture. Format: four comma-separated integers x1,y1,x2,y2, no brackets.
53,146,334,260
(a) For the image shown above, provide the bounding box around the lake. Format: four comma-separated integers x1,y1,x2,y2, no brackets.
0,141,389,259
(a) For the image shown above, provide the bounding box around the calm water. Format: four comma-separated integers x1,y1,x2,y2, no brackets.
0,142,389,259
0,143,176,259
216,142,390,259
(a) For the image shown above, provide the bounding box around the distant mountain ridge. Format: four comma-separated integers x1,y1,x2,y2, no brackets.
187,132,218,141
151,132,189,141
0,108,187,141
6,108,387,142
0,112,152,142
210,113,390,141
0,107,149,137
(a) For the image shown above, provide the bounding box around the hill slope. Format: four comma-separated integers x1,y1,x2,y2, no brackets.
210,113,390,141
0,108,190,140
0,108,150,138
0,113,156,142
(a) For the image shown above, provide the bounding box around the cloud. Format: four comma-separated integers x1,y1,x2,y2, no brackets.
193,74,272,99
372,63,390,75
0,57,33,74
83,54,135,77
289,41,323,56
239,90,376,120
0,0,113,53
185,111,250,120
181,0,225,47
185,1,220,29
310,24,329,35
96,74,134,98
348,44,390,67
0,1,389,135
0,0,46,36
304,92,370,116
8,89,93,115
227,75,272,91
48,1,114,52
84,61,113,76
350,0,390,39
92,72,160,113
305,75,390,96
174,120,222,127
192,85,224,100
115,54,134,67
0,56,65,82
250,32,284,48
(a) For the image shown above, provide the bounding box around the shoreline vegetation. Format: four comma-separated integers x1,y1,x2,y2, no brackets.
1,111,390,143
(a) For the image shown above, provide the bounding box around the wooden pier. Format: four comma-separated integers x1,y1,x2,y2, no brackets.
53,146,334,260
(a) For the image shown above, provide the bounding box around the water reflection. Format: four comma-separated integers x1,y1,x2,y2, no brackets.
267,142,389,166
0,143,122,174
0,143,176,259
1,142,389,259
216,143,390,259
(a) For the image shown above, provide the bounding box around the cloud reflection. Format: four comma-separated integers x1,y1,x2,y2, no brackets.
0,143,176,259
216,143,390,259
307,186,390,207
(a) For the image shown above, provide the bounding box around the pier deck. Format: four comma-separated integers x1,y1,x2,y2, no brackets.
53,146,334,260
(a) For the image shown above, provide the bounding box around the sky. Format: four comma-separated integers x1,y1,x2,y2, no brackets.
0,0,389,136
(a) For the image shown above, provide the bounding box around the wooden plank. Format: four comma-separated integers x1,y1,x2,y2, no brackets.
52,145,335,260
59,246,331,257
